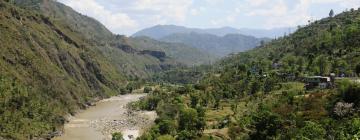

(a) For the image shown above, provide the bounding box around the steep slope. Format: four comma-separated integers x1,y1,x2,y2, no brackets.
220,8,360,77
12,0,184,78
0,1,125,139
132,25,294,39
13,0,113,42
128,37,215,65
161,32,266,57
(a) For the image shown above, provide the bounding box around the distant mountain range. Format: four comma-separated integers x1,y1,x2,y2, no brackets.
160,32,268,57
132,25,295,39
133,25,275,57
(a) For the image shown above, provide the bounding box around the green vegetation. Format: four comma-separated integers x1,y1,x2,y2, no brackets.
112,132,124,140
0,0,210,139
0,1,128,139
144,86,153,93
133,8,360,140
1,0,360,139
128,37,215,66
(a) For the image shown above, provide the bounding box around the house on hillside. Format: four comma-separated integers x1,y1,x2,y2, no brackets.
305,76,332,90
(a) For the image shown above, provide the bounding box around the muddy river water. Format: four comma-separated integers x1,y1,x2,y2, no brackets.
53,94,156,140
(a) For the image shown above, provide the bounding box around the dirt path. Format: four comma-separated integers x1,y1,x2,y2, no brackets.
53,94,156,140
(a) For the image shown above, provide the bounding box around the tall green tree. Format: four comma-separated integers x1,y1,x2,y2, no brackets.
329,9,334,17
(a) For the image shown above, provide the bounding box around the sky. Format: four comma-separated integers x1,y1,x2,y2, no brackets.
57,0,360,35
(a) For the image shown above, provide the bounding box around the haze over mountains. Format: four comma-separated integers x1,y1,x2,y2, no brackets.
132,25,295,39
133,25,277,57
160,32,266,57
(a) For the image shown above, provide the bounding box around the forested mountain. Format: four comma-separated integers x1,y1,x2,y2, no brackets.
132,25,293,39
0,1,126,139
160,32,266,57
11,0,213,78
135,8,360,140
133,25,271,57
11,0,179,78
128,37,215,66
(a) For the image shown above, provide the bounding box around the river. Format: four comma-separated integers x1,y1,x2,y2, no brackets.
53,94,156,140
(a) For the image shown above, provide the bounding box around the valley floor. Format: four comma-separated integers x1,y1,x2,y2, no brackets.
53,94,156,140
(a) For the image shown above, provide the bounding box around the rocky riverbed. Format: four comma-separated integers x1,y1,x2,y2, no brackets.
53,94,156,140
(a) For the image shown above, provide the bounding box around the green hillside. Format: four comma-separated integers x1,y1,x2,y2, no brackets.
135,9,360,140
128,37,215,66
0,1,126,139
0,0,216,139
11,0,183,79
12,0,210,79
220,8,360,77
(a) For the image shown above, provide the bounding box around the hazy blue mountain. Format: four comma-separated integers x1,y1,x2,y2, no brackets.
160,32,267,57
132,25,295,39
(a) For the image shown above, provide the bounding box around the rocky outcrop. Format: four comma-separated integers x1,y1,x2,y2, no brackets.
139,50,166,61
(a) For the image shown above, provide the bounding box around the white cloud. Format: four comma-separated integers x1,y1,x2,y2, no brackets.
190,9,200,16
245,0,268,6
57,0,360,35
242,0,341,28
58,0,137,34
245,0,288,16
58,0,194,35
205,0,224,6
132,0,193,22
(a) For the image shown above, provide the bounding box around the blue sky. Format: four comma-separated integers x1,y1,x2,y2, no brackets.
58,0,360,35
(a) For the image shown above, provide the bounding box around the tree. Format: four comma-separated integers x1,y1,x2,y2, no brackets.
356,64,360,76
250,111,283,139
190,93,200,108
329,9,334,17
158,119,176,135
313,55,330,75
179,108,198,131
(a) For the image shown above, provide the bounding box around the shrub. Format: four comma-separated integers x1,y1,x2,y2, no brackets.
126,82,142,93
119,87,128,95
339,81,360,106
143,86,152,93
344,118,360,139
112,132,124,140
177,130,197,140
157,135,175,140
158,119,177,135
296,121,326,139
250,111,283,139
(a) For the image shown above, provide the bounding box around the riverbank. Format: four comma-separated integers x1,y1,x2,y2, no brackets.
53,94,156,140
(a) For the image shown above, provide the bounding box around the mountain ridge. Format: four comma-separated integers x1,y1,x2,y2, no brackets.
133,24,295,39
160,32,268,57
